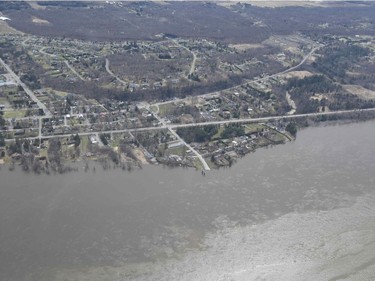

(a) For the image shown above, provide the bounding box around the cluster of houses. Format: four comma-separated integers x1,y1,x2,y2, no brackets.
191,122,290,168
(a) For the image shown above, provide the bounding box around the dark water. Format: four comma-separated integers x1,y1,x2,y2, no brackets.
1,120,375,280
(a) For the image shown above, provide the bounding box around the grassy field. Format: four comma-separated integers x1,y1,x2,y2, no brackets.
212,126,225,140
0,97,9,106
48,89,69,98
4,110,27,119
0,21,22,35
270,132,288,143
166,144,187,156
158,103,175,117
194,157,204,170
80,135,90,154
245,123,265,134
204,157,216,170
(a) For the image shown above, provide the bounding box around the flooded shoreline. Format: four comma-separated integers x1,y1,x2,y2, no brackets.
1,120,375,280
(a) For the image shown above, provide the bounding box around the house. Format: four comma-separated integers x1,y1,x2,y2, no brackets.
225,151,238,160
219,111,231,119
167,141,184,149
89,135,98,144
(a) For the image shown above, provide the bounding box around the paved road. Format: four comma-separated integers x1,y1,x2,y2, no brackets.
144,103,211,170
3,43,368,172
168,128,211,171
173,39,197,77
39,47,85,81
169,108,375,129
0,57,52,117
4,107,374,170
64,60,86,81
149,45,322,109
105,58,128,86
5,107,375,141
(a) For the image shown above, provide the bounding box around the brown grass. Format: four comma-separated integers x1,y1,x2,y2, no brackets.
229,43,263,51
282,71,314,79
31,16,50,25
0,19,22,35
343,85,375,100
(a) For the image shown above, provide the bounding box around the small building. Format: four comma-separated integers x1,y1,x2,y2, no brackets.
89,135,98,144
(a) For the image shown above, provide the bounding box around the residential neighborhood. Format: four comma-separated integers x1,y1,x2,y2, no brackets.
1,31,375,173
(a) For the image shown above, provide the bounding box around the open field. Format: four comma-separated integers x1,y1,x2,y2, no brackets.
3,109,27,119
228,43,263,51
0,18,21,35
281,70,314,79
343,85,375,100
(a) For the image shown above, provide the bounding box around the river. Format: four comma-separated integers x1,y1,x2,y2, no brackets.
1,120,375,281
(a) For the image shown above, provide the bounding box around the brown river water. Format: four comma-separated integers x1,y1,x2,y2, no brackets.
1,120,375,281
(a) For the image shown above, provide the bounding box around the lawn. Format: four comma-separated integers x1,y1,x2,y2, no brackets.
270,132,288,143
211,126,224,140
4,110,27,119
0,97,8,105
80,135,90,154
166,144,187,156
244,123,265,134
158,103,175,117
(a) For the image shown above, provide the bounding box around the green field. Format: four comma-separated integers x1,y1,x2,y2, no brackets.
4,110,27,119
244,123,265,134
166,144,187,156
158,103,175,117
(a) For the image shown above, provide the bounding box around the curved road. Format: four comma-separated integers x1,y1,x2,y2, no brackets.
105,58,128,86
1,43,345,172
150,45,322,109
173,39,197,77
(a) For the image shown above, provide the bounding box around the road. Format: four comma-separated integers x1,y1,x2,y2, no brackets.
144,103,211,170
169,107,375,129
64,60,86,81
267,46,320,78
39,47,86,81
3,43,365,172
168,128,211,171
105,58,128,86
149,45,322,109
0,57,52,117
5,107,375,140
189,52,197,75
173,39,197,77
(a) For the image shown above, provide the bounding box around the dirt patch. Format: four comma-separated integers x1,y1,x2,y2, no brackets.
229,43,263,51
0,18,22,35
179,114,194,124
343,85,375,100
346,71,362,77
283,70,314,79
310,93,329,102
133,148,149,165
31,16,50,25
28,2,46,10
286,92,296,115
